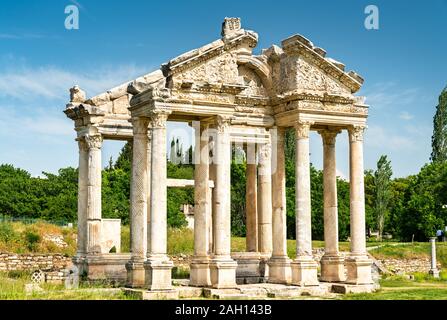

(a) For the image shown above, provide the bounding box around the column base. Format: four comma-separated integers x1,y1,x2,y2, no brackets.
189,256,211,287
125,260,146,288
345,256,373,285
320,255,345,282
209,257,238,289
73,253,129,284
268,256,292,284
429,268,440,278
291,257,319,286
144,256,174,291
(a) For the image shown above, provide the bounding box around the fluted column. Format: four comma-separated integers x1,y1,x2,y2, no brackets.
209,116,237,289
144,111,173,291
268,127,291,284
257,142,273,256
346,125,373,285
319,129,345,282
245,142,258,252
76,138,88,258
291,120,318,286
126,117,150,288
190,124,212,286
85,134,103,254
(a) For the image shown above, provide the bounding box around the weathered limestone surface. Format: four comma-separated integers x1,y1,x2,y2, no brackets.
65,17,372,292
190,125,211,287
145,112,174,291
126,118,150,288
319,130,345,282
268,127,291,284
292,121,319,286
346,126,373,285
245,154,258,253
209,116,237,289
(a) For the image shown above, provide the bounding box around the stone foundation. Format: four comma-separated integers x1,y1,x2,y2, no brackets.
124,281,377,300
74,253,129,284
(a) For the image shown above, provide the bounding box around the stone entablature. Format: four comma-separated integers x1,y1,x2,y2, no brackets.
65,18,368,141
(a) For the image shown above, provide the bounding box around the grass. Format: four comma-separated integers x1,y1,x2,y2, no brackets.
343,274,447,300
0,271,136,300
368,242,447,267
0,221,77,255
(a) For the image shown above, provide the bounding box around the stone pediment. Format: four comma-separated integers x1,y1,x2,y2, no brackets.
161,21,264,103
280,34,364,96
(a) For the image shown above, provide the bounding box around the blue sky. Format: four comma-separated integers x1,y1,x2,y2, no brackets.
0,0,446,178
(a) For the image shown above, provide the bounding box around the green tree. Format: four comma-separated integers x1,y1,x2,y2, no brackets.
431,87,447,162
373,155,393,240
230,161,246,237
114,142,132,172
0,164,41,218
399,162,447,241
40,167,78,222
364,169,376,236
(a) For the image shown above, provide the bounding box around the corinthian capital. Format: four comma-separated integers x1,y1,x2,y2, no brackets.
294,120,314,139
150,111,170,129
258,143,272,163
215,115,232,134
77,138,88,152
84,134,103,149
132,117,150,135
348,125,366,142
318,129,341,146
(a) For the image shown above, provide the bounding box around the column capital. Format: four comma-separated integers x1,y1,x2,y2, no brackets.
215,115,232,134
150,111,171,129
318,129,341,146
131,117,150,135
83,134,103,150
76,137,88,152
348,125,367,142
294,120,314,139
258,142,272,164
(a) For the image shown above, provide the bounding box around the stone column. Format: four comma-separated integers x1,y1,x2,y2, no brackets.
85,134,103,255
429,237,440,278
257,142,273,256
126,118,150,288
144,111,174,291
190,124,212,286
291,121,319,286
76,138,88,263
245,143,258,253
209,116,237,289
346,125,373,284
319,129,345,282
268,127,292,284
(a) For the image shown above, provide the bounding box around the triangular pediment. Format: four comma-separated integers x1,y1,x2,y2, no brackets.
281,34,364,95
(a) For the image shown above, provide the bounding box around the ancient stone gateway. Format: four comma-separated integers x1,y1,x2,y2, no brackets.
65,18,374,295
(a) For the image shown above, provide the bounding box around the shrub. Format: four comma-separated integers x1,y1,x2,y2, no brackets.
0,223,18,243
24,229,41,252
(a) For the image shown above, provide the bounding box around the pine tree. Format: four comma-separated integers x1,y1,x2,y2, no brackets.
114,142,132,172
373,155,393,240
431,87,447,162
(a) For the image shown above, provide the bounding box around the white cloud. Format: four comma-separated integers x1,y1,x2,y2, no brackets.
0,107,73,139
0,64,149,102
365,125,415,150
362,82,422,109
336,169,348,181
399,111,414,121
